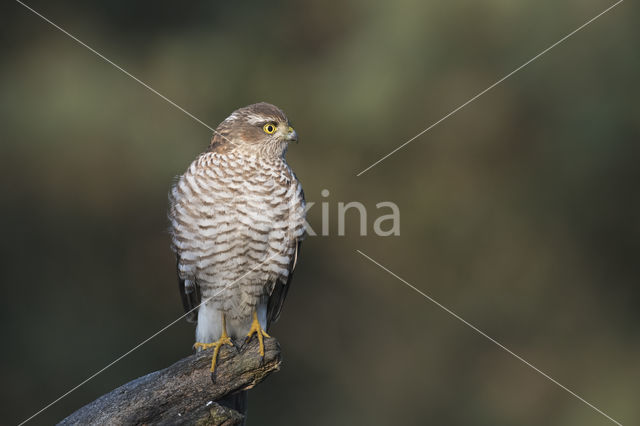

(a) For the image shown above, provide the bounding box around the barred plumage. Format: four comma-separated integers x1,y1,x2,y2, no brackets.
168,103,305,348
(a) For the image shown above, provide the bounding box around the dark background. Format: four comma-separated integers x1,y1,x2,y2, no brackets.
1,1,638,425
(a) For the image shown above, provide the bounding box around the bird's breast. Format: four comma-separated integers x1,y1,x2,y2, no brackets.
169,152,304,292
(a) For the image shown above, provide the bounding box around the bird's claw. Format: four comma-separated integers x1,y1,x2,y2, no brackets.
194,334,234,378
245,311,270,358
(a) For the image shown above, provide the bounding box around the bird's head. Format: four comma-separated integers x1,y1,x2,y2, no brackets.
209,102,297,158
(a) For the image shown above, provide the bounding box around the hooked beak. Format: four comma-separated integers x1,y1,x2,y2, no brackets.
286,126,298,143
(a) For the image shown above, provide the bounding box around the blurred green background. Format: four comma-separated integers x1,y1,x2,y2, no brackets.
1,0,638,425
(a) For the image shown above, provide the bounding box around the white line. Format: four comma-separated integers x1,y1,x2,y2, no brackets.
14,0,230,141
356,0,624,176
17,253,279,426
356,250,623,425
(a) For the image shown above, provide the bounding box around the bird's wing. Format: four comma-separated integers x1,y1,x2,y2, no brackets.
266,239,301,328
177,255,201,323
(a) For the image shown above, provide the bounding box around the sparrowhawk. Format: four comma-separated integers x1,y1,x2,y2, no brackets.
168,102,306,376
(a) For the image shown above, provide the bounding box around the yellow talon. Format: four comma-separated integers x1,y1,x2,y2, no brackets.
246,311,270,357
194,314,234,374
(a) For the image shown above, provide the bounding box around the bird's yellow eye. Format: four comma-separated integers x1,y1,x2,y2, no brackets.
263,123,277,134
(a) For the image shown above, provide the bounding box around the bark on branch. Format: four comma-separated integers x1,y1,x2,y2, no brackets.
58,338,281,426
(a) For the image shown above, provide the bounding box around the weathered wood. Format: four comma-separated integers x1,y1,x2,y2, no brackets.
58,338,281,426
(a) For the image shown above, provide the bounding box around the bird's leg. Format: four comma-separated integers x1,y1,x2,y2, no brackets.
245,310,270,357
194,313,234,374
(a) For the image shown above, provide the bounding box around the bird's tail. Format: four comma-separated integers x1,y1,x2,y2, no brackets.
217,390,248,425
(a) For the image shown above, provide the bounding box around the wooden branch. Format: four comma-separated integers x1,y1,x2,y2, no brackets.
58,338,281,426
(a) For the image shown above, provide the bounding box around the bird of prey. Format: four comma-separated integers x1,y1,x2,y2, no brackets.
168,103,306,377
